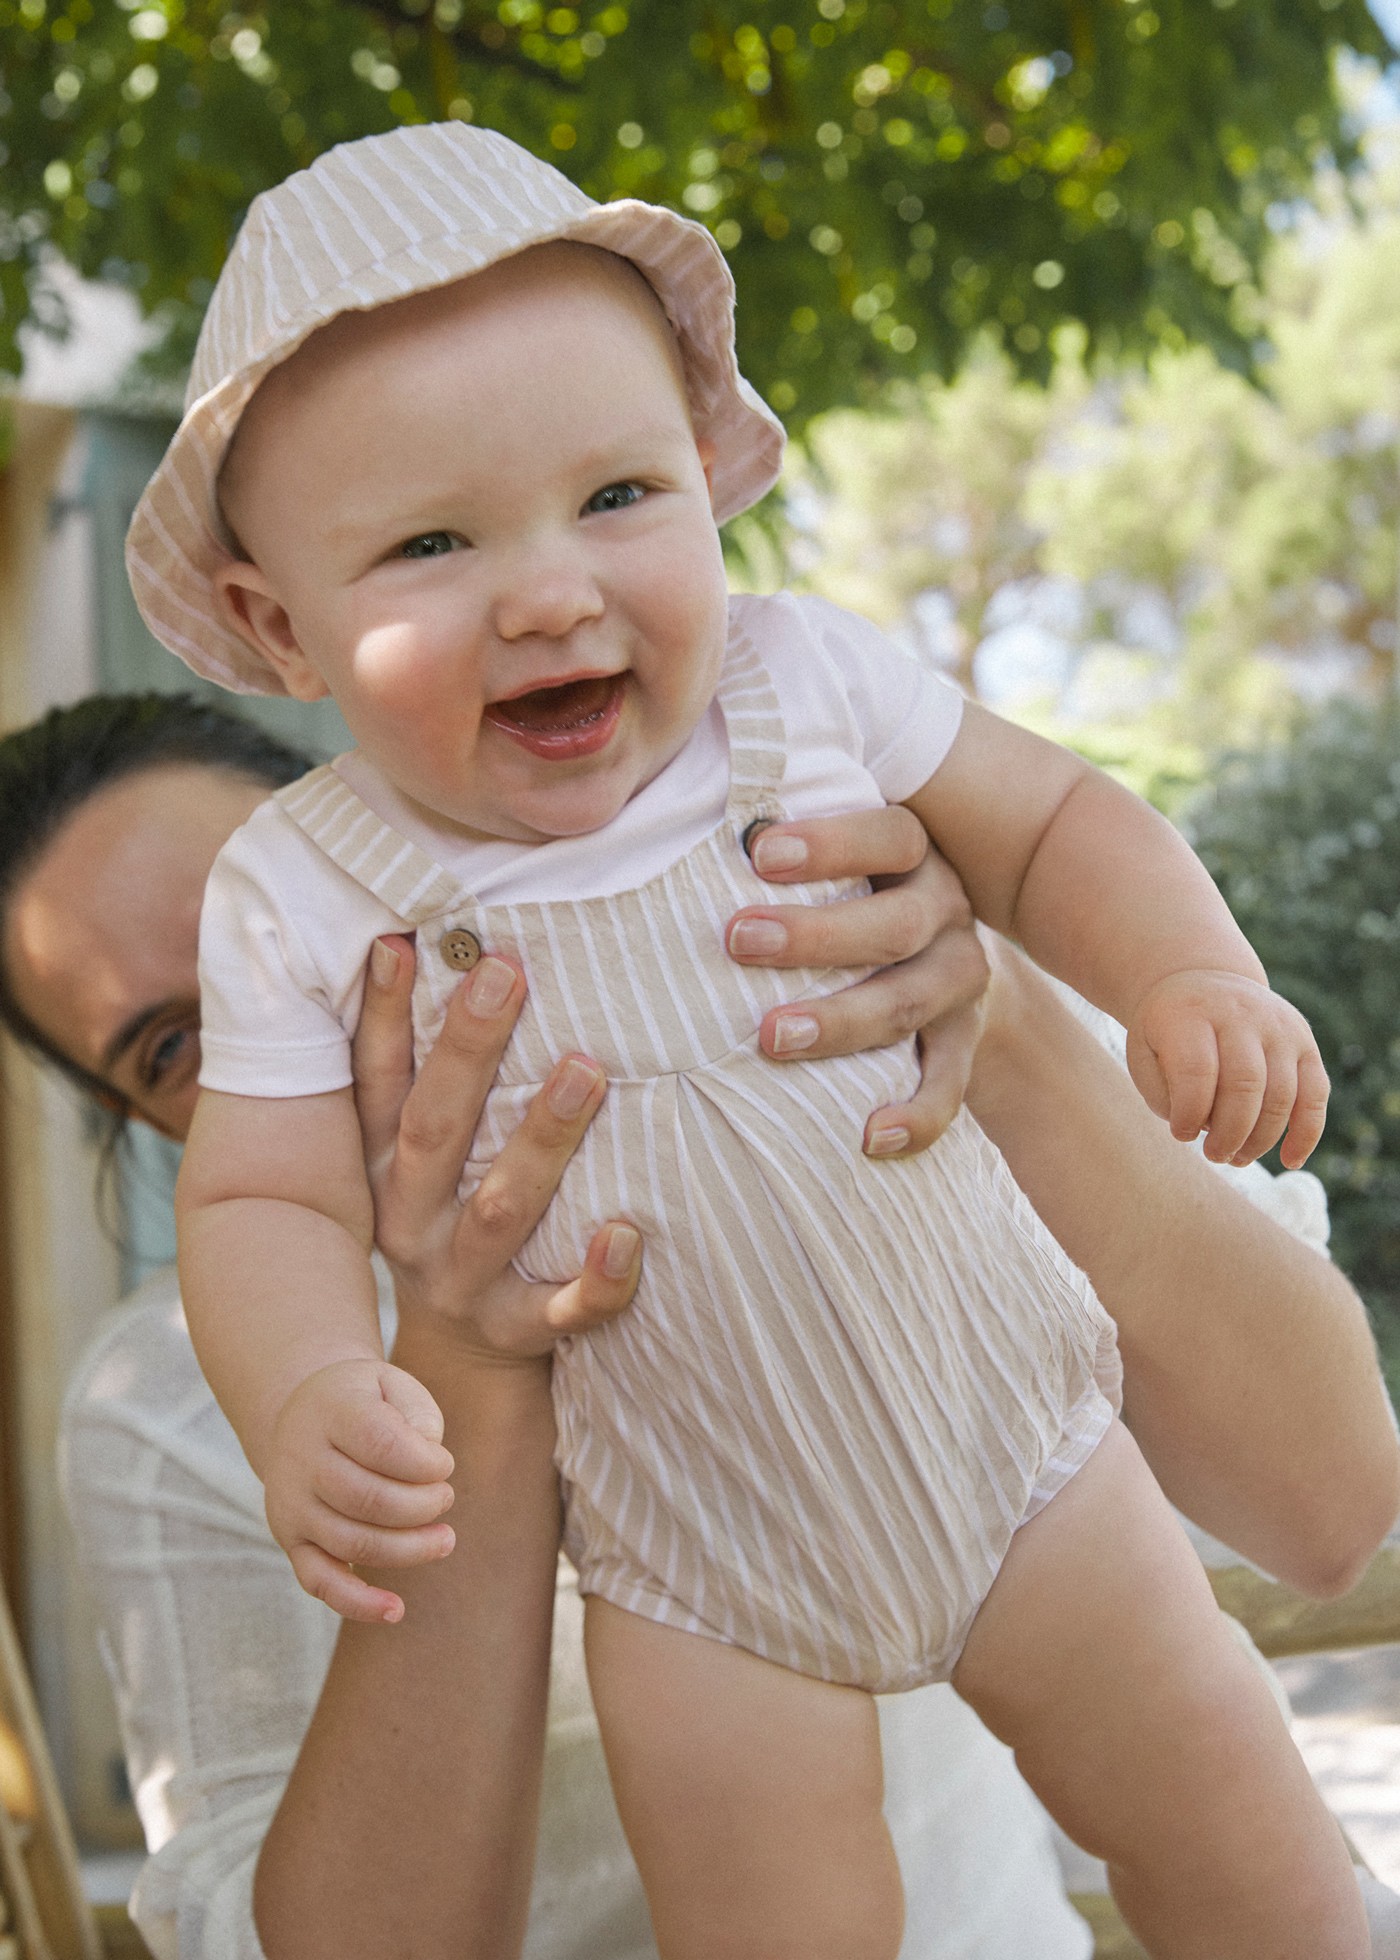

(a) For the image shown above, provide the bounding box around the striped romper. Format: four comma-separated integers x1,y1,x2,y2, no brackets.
277,630,1122,1694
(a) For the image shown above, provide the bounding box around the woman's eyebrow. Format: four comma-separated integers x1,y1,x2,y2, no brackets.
101,999,183,1075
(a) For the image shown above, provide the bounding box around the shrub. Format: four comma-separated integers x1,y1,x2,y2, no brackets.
1185,702,1400,1395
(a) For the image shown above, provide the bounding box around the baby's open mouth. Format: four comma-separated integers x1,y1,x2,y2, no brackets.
484,673,626,760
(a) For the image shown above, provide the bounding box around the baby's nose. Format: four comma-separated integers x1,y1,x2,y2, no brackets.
494,547,605,640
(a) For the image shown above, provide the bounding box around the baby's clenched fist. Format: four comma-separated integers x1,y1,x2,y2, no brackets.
263,1357,456,1624
1125,969,1329,1171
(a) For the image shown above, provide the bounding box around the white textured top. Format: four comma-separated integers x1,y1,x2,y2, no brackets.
198,593,964,1096
59,1266,1091,1960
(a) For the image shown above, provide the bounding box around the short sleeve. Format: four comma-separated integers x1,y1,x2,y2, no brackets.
799,595,965,800
197,800,392,1098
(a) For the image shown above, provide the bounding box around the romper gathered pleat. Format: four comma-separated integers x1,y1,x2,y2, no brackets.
276,623,1121,1692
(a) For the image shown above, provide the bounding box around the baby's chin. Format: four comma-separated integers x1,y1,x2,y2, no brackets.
425,779,642,846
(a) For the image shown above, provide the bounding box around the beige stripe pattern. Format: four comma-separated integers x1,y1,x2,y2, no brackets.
278,629,1121,1691
125,123,785,697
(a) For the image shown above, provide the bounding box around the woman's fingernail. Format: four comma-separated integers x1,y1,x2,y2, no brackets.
370,938,400,987
468,956,516,1017
549,1056,602,1118
752,832,808,875
728,917,788,958
866,1125,911,1158
602,1223,640,1278
771,1012,819,1055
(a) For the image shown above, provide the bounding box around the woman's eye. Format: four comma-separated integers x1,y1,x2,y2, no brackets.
399,531,460,559
142,1024,195,1089
584,482,645,515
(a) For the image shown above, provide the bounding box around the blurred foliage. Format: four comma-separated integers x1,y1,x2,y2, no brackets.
1028,168,1400,702
776,128,1400,747
1186,705,1400,1393
0,0,1388,422
790,344,1081,688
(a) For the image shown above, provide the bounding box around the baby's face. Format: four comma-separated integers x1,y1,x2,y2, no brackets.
216,244,730,843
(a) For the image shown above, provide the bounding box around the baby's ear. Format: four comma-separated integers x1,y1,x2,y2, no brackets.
212,560,329,702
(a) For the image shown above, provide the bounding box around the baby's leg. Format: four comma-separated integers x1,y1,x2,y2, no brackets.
584,1599,903,1960
952,1419,1367,1960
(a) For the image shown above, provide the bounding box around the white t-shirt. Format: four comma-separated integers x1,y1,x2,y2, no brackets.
198,593,964,1096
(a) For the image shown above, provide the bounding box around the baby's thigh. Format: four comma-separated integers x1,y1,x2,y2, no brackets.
584,1598,903,1960
949,1420,1358,1935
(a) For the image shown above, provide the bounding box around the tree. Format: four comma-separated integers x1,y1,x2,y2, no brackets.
793,343,1081,691
0,0,1388,422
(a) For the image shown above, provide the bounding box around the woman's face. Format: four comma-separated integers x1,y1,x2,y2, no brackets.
3,765,268,1140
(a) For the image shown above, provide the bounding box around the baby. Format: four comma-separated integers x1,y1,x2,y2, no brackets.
129,126,1361,1957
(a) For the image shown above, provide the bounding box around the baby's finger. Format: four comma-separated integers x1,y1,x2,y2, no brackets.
1279,1048,1330,1171
379,956,527,1241
460,1055,607,1269
306,1499,456,1573
1200,1025,1268,1164
744,806,928,884
287,1541,406,1625
1148,1019,1220,1141
314,1454,455,1529
326,1390,454,1486
1230,1044,1299,1166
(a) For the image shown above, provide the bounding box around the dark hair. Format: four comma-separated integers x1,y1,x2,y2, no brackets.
0,692,310,1110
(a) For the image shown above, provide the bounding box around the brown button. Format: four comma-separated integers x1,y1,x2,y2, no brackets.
440,928,482,972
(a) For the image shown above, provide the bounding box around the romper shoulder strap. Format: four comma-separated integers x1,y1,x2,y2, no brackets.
717,619,786,820
275,765,463,927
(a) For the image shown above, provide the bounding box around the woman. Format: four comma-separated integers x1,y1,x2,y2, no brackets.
0,694,1394,1959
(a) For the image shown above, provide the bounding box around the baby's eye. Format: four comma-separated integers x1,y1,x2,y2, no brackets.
399,531,461,559
584,482,645,516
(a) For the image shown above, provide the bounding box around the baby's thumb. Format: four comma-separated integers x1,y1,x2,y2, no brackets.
1125,1025,1171,1122
377,1363,447,1447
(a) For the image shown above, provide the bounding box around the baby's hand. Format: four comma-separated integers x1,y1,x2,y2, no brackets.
1125,969,1329,1170
263,1358,456,1624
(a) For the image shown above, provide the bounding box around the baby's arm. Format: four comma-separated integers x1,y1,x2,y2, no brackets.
906,704,1328,1167
176,1086,455,1623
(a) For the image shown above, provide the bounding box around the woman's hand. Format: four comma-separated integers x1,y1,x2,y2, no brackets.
350,934,641,1357
725,807,989,1156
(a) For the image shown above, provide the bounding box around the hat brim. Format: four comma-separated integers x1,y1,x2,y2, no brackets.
126,197,784,696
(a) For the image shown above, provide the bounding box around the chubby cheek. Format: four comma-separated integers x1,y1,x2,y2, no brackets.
634,544,729,729
334,614,482,743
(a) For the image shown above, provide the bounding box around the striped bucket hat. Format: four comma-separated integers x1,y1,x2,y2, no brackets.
126,122,786,696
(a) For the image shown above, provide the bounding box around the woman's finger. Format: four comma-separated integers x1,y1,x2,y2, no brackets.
744,806,928,883
472,1218,643,1355
756,926,988,1065
863,1001,986,1158
728,868,967,973
351,934,419,1178
377,955,527,1242
456,1054,607,1270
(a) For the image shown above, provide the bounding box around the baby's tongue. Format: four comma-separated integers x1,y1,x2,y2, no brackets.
490,675,616,731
